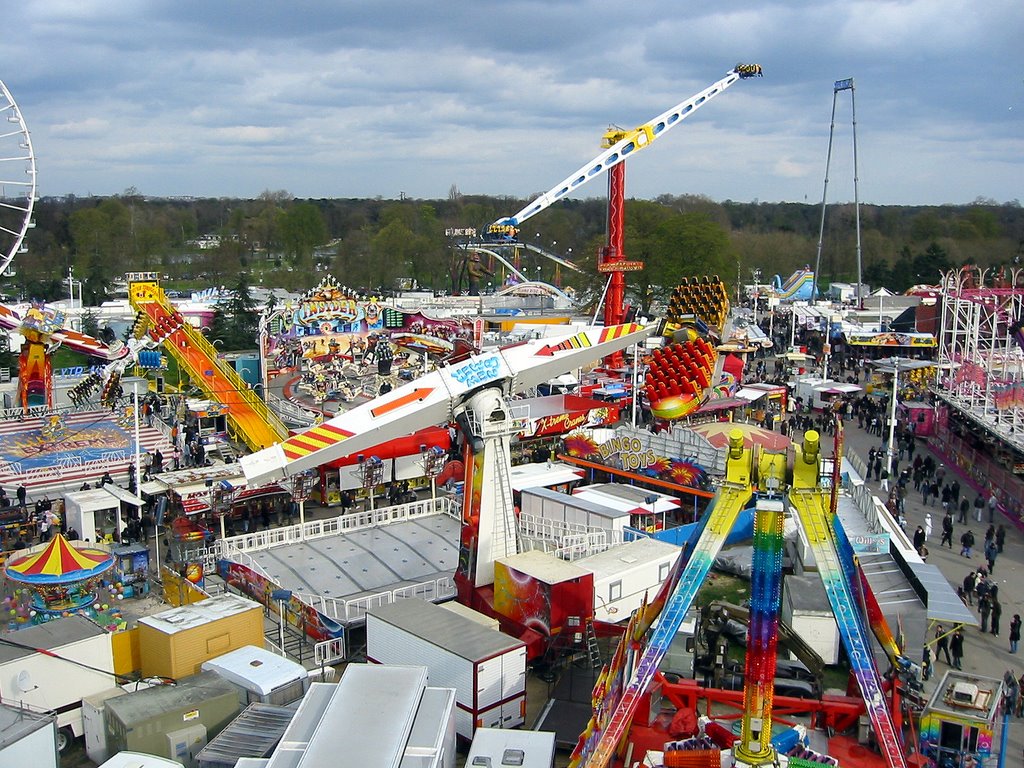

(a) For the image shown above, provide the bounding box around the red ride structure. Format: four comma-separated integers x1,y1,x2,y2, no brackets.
487,64,762,362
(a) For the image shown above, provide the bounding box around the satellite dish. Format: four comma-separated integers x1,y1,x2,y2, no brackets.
16,669,34,693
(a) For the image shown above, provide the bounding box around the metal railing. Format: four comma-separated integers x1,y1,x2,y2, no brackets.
314,637,346,666
266,392,320,427
218,496,459,555
297,575,458,625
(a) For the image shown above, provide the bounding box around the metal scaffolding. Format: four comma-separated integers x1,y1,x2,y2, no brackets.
937,266,1024,448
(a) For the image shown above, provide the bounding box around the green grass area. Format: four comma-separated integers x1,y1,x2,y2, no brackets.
694,571,749,607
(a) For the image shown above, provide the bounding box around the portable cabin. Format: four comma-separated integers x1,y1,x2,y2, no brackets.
97,752,186,768
63,486,143,543
137,593,264,679
575,538,681,623
82,687,128,764
572,483,681,533
519,487,632,537
0,615,116,754
264,668,457,768
781,574,841,665
919,670,1004,768
104,672,241,767
508,462,584,497
493,549,595,659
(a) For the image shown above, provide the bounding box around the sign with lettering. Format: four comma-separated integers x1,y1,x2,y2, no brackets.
450,355,502,388
597,435,658,471
849,533,890,554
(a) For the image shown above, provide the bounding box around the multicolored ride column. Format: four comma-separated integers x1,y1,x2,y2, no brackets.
733,497,786,767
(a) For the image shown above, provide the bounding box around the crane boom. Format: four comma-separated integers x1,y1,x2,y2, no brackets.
491,64,761,233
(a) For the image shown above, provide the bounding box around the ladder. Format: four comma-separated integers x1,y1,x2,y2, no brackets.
491,440,520,560
585,619,602,668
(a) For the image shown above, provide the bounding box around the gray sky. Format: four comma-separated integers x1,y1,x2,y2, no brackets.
4,1,1022,207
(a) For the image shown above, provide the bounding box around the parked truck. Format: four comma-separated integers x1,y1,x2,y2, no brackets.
366,599,527,740
0,615,117,754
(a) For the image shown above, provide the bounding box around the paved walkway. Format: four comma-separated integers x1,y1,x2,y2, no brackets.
838,415,1022,759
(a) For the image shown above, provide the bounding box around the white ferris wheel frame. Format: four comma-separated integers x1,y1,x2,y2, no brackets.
0,78,37,277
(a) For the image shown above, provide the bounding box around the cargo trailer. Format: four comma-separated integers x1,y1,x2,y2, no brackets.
367,600,527,739
0,615,116,754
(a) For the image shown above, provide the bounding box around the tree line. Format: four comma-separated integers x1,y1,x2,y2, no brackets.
11,189,1024,316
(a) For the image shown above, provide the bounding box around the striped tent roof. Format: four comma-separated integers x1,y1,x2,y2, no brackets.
5,534,114,584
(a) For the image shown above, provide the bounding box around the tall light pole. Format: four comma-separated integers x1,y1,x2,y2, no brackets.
886,358,901,476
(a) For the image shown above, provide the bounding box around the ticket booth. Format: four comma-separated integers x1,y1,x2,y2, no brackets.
919,670,1004,768
112,542,151,598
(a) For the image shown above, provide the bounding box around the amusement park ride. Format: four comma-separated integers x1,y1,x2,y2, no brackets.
240,310,913,768
469,64,763,364
1,69,929,765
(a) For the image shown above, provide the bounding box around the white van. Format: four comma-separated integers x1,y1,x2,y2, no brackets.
201,645,309,707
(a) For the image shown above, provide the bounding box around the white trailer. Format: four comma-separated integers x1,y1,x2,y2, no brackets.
571,483,681,516
201,644,309,706
575,538,681,623
0,702,58,768
508,462,584,494
465,727,557,768
520,487,632,536
0,615,117,754
366,600,527,740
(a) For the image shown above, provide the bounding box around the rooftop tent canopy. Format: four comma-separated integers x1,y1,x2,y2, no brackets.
103,484,145,507
869,357,936,374
5,534,115,585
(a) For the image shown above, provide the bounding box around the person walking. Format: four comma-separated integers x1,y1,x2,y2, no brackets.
941,511,954,549
991,597,1002,637
962,572,976,606
960,529,975,558
1010,614,1022,654
985,538,998,574
988,492,998,523
958,497,970,525
913,525,926,553
979,594,991,633
935,624,952,665
924,511,933,541
950,628,964,670
996,524,1006,554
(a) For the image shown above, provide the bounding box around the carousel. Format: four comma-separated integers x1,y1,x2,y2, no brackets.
4,534,116,617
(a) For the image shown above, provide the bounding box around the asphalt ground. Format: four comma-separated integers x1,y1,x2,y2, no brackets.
836,412,1022,761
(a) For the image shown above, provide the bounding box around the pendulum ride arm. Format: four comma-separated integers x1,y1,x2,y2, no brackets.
788,430,908,768
490,64,762,232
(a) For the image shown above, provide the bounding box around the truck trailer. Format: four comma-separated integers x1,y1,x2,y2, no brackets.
366,599,527,739
0,615,117,754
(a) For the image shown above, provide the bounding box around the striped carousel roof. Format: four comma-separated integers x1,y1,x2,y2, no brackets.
5,534,114,583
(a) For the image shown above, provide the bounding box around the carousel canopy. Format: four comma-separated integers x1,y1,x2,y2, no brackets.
4,534,114,585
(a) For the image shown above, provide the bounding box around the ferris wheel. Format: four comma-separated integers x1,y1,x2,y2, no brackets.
0,79,37,278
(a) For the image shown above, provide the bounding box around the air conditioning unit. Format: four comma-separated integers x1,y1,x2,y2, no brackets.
952,681,979,705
